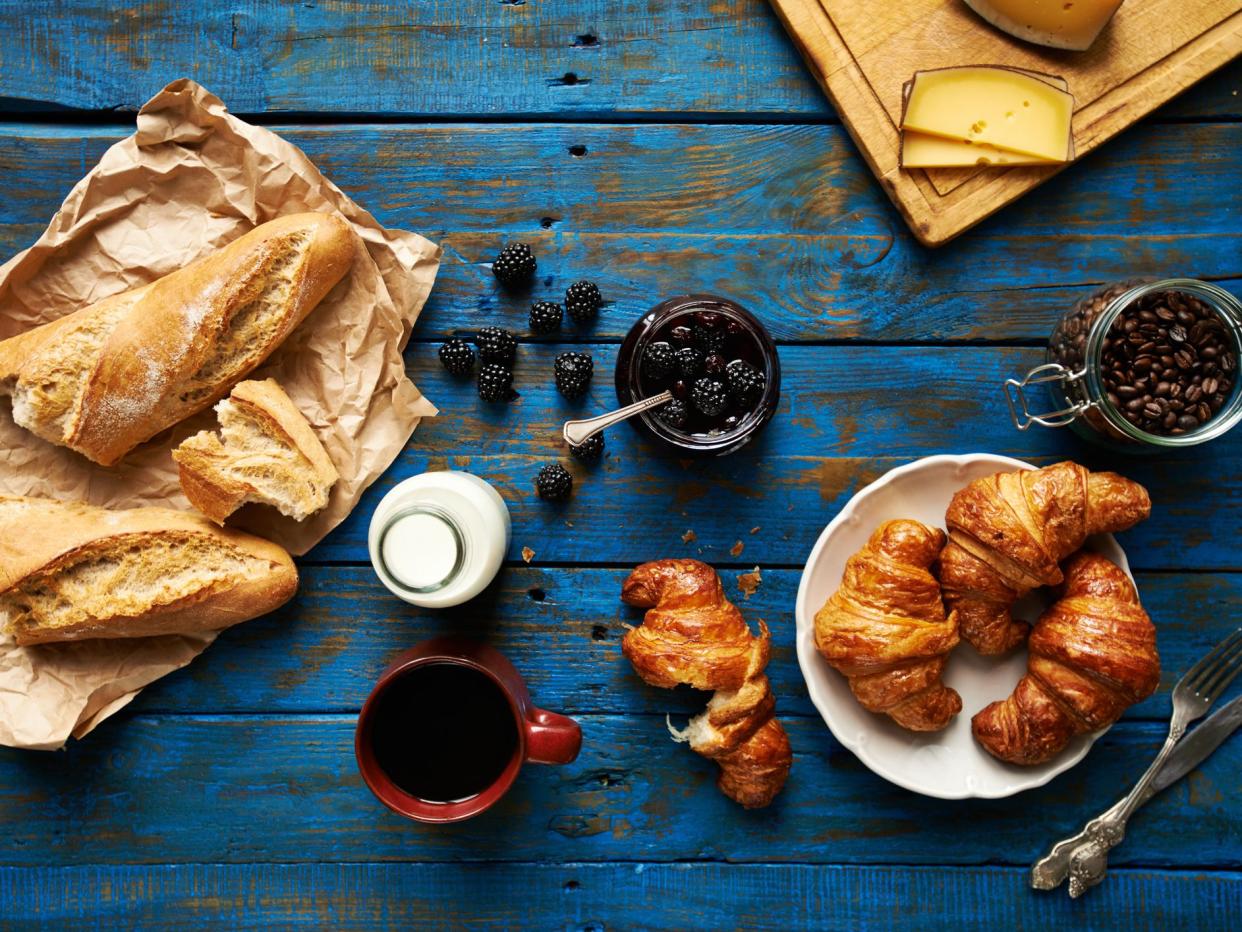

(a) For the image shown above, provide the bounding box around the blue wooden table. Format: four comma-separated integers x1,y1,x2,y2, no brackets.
0,3,1239,928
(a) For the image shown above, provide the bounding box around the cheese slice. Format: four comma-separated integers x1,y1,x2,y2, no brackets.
902,66,1074,162
902,131,1057,168
962,0,1125,52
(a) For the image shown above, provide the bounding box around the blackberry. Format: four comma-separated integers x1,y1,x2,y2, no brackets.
565,281,602,323
692,325,728,356
529,301,563,334
642,341,677,382
438,339,475,377
492,243,536,288
657,398,689,431
477,364,514,402
554,351,594,399
475,326,517,365
674,346,704,379
726,359,765,402
691,377,729,417
535,463,573,501
569,432,605,463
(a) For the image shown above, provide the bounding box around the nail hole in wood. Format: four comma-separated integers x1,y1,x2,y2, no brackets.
591,624,608,641
568,145,587,158
528,587,546,602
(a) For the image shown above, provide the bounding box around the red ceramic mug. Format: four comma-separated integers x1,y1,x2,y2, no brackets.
355,636,582,823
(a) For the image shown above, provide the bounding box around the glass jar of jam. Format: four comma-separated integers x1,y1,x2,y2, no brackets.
1006,279,1242,450
615,294,780,456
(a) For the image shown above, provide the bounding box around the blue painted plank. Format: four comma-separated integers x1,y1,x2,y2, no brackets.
285,344,1242,570
129,566,1241,727
0,1,1237,120
1,862,1237,930
0,123,1236,341
0,714,1238,868
0,0,826,118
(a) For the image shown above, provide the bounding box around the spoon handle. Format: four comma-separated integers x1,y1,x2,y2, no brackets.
562,391,673,447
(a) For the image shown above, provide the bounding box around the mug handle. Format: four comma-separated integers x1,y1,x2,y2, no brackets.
525,708,582,765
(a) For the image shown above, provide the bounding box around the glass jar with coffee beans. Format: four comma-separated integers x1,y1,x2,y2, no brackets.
1005,279,1242,450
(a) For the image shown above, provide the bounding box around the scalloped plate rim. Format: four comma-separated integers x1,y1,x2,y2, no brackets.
794,453,1134,800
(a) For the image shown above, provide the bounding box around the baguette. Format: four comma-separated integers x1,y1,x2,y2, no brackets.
0,496,297,645
173,378,339,524
0,212,355,466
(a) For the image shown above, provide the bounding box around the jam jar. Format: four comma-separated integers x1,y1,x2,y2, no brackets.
1006,279,1242,451
615,294,781,456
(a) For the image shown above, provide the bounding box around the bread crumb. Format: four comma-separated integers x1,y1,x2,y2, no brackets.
681,529,696,544
730,540,744,557
521,546,535,564
749,526,761,535
738,566,761,599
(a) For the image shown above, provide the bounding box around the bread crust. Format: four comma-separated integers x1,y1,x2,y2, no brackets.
0,212,355,466
0,496,297,645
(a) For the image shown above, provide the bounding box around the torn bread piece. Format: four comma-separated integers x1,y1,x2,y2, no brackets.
173,379,339,524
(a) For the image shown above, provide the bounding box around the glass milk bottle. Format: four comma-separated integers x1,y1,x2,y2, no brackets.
368,471,511,608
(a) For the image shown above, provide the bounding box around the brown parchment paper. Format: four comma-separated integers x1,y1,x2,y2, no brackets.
0,80,440,750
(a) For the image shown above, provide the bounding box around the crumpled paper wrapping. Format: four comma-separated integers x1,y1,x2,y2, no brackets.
0,80,440,750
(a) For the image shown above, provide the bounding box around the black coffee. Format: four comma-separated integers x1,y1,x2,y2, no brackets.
369,663,518,803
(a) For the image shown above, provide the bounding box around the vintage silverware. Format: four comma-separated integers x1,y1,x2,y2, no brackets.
1031,628,1242,896
562,390,673,447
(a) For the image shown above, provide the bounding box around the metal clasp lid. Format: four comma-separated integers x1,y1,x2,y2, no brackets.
1004,362,1090,430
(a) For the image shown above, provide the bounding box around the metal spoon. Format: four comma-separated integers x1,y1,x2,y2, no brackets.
562,390,673,447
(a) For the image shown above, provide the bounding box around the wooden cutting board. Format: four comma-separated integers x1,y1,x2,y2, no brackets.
769,0,1242,246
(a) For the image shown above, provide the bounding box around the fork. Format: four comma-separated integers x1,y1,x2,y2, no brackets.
1031,627,1242,897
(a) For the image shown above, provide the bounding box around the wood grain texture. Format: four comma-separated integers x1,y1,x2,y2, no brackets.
0,714,1238,867
279,344,1242,569
770,0,1242,244
129,567,1241,726
0,123,1236,343
2,862,1237,930
0,1,1235,120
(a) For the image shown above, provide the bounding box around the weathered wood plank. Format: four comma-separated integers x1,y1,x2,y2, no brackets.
2,862,1237,931
0,123,1237,341
0,1,1237,120
0,714,1238,867
133,566,1241,727
285,344,1242,570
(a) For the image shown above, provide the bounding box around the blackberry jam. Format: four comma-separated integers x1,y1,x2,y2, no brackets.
616,295,780,455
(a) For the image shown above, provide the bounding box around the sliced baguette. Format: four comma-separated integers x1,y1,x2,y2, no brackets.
0,212,355,466
173,378,339,524
0,496,297,645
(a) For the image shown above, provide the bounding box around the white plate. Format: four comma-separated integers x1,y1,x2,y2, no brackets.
794,453,1134,799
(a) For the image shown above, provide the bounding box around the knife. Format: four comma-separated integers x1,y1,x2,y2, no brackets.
1031,692,1242,891
1150,692,1242,794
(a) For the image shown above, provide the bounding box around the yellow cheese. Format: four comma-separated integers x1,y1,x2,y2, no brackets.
962,0,1125,52
901,131,1057,168
902,66,1074,162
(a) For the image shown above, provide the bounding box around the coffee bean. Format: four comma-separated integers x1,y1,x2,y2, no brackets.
1055,284,1237,440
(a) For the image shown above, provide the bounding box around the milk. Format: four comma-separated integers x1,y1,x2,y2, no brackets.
368,471,511,608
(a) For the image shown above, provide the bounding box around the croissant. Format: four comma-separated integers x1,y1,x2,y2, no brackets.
621,559,792,808
814,519,962,731
973,552,1160,765
939,461,1150,655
